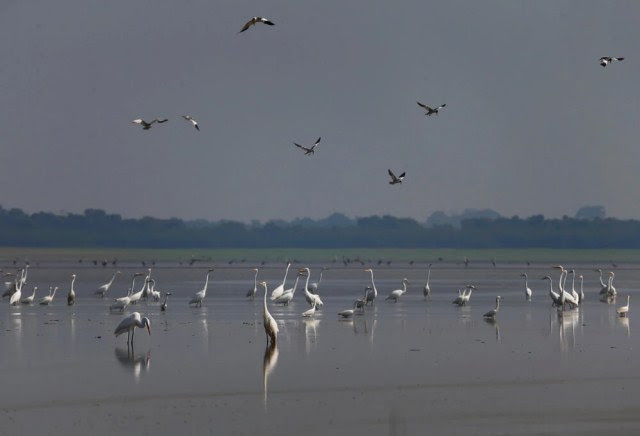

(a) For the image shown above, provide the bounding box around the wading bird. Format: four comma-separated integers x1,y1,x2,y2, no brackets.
67,274,76,306
300,268,324,308
239,16,275,33
260,282,278,345
294,137,321,155
40,286,58,305
189,269,215,307
131,118,168,130
364,269,379,305
270,263,291,301
386,278,409,302
483,296,502,319
302,301,317,317
246,268,259,300
521,273,532,300
110,273,144,312
423,264,432,299
617,295,630,317
417,101,446,116
388,169,405,185
274,273,300,306
114,312,151,346
95,271,121,298
307,267,326,294
160,292,171,312
21,286,37,304
181,115,200,131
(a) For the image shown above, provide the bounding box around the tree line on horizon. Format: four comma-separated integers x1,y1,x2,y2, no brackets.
0,205,631,249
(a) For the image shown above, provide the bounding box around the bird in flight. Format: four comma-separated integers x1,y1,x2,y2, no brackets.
239,17,275,33
388,169,405,185
417,102,446,116
131,118,168,130
294,137,321,155
181,115,200,131
599,56,624,67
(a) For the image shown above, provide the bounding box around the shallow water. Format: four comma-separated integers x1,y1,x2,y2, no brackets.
1,263,639,434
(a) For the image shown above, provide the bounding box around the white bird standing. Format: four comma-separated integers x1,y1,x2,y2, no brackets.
617,295,630,317
338,302,359,319
274,273,300,306
9,277,22,306
578,274,585,303
189,269,215,307
95,271,121,297
302,301,317,318
453,285,476,306
483,296,502,319
21,286,37,304
294,137,321,155
239,16,275,33
595,269,608,295
160,292,172,312
40,287,58,305
246,268,259,300
521,273,532,300
131,118,168,130
543,276,562,307
600,56,624,67
423,264,432,299
417,101,446,116
181,115,200,131
260,281,278,345
307,267,327,294
114,312,151,346
300,268,324,308
270,263,291,301
129,276,150,305
364,269,378,305
67,274,76,306
110,273,144,312
386,278,409,302
607,272,617,297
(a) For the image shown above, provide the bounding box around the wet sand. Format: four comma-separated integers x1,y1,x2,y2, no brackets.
1,263,639,434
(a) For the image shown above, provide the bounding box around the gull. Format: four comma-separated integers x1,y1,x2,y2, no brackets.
417,102,446,116
239,17,275,33
600,56,624,67
388,169,405,185
294,137,321,155
181,115,200,131
131,118,168,130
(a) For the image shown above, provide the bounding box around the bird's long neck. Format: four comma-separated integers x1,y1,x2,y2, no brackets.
598,270,605,287
467,288,473,298
304,273,311,294
402,280,407,294
318,270,324,286
203,272,211,293
51,287,57,298
129,277,138,296
495,298,500,311
426,267,431,285
570,272,575,292
281,264,290,287
163,294,169,305
546,279,553,294
31,287,36,298
523,275,528,288
291,276,300,294
109,273,119,286
71,276,76,293
262,284,268,311
369,271,377,294
253,271,258,289
608,275,613,289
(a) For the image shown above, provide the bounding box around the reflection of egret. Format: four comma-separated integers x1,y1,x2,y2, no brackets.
114,312,151,347
260,282,278,345
262,343,279,408
483,318,501,342
304,319,320,355
618,316,631,337
114,347,151,381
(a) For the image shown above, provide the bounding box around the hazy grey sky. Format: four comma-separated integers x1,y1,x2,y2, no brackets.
1,1,639,222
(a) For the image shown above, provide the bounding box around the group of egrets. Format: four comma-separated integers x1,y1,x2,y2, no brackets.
2,266,76,306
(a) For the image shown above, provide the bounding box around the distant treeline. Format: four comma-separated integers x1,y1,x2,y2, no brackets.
0,206,636,248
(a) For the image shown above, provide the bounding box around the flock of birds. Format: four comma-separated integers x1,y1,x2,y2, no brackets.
1,261,631,347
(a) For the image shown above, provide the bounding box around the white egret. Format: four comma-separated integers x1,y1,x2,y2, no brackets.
39,286,58,305
569,270,579,303
483,296,502,319
578,275,585,303
160,292,171,312
149,280,161,302
9,278,22,306
274,273,300,306
300,268,324,308
364,269,378,305
617,296,630,317
239,16,275,33
189,269,215,307
114,312,151,346
246,268,259,300
129,276,150,305
595,269,608,294
453,285,475,306
21,286,37,304
543,276,562,307
423,264,432,299
307,267,327,294
417,101,446,116
607,272,617,297
260,281,278,345
95,271,121,297
270,263,291,301
520,273,532,300
110,273,144,311
338,302,359,318
386,278,409,302
302,301,317,317
67,274,77,306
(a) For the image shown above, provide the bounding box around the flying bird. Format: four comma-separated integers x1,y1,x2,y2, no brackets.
388,169,405,185
599,56,624,67
131,118,168,130
294,137,321,155
239,17,275,33
417,102,446,116
181,115,200,131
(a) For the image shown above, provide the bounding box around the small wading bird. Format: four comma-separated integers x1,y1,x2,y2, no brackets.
161,292,171,312
302,301,317,318
417,101,446,116
239,16,275,33
388,169,405,185
131,118,168,130
40,286,58,305
21,286,37,305
294,137,321,155
95,271,121,298
600,56,624,67
189,269,215,307
260,282,278,346
114,312,151,346
338,302,359,319
483,296,502,319
617,295,630,317
386,278,409,302
364,269,378,305
181,115,200,131
521,273,532,300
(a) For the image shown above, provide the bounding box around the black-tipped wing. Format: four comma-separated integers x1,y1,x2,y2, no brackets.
239,18,256,33
398,172,406,179
294,143,311,152
155,118,169,124
417,101,431,110
388,169,396,179
262,19,275,26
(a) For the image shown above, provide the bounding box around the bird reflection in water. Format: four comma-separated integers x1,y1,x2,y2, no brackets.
304,319,320,355
483,318,501,342
262,343,279,409
114,347,151,382
618,316,630,337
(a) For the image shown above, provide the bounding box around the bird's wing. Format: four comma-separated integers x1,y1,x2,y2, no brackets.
416,101,429,110
439,104,446,109
398,172,406,178
155,118,169,123
114,313,138,336
194,124,200,131
260,18,275,25
239,19,255,32
294,143,311,152
310,137,321,150
388,169,396,179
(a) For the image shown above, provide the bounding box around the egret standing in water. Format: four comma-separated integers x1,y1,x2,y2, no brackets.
40,287,58,305
364,269,378,305
483,296,502,319
95,271,121,297
67,274,77,306
423,264,432,299
270,262,291,301
520,273,532,300
114,312,151,347
246,268,259,300
260,282,278,346
386,278,409,302
21,286,37,305
189,269,214,307
617,296,630,317
160,292,171,312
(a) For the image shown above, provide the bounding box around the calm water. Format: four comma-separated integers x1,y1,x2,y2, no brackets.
1,263,639,434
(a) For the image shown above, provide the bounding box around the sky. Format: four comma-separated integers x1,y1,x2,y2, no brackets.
1,1,639,222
